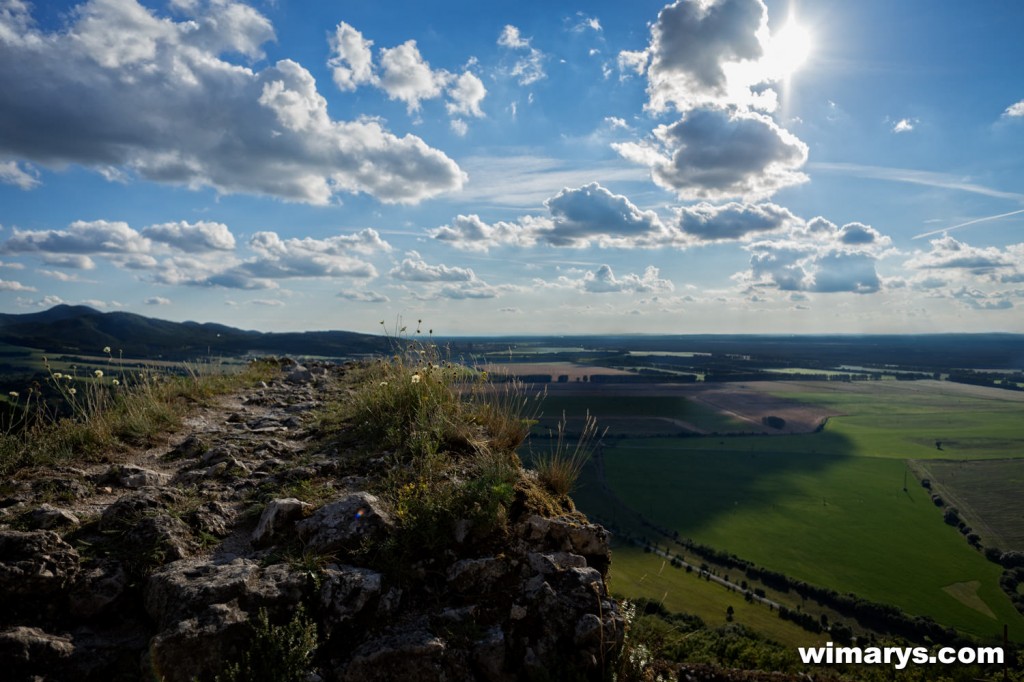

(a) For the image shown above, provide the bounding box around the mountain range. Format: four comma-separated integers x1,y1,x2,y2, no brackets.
0,305,387,360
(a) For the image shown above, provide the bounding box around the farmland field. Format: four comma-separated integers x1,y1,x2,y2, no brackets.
558,379,1024,642
917,458,1024,552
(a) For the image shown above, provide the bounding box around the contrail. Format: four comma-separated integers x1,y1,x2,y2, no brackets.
913,208,1024,239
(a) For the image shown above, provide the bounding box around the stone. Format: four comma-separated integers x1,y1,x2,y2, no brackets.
296,492,393,555
0,530,80,597
251,497,311,548
319,564,382,637
25,503,80,530
107,464,170,489
68,559,128,618
0,626,74,679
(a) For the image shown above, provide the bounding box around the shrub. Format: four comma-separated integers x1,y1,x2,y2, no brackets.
532,411,604,498
216,605,318,682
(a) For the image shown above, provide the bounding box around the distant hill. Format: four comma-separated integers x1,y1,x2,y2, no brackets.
0,305,388,360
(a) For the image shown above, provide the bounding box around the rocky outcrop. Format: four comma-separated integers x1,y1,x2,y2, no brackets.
0,360,623,681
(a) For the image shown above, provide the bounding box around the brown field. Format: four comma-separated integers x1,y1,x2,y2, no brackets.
916,458,1024,552
478,361,634,381
539,380,837,434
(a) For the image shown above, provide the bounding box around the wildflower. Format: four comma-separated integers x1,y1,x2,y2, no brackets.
8,391,18,399
94,370,104,378
69,388,77,395
103,346,111,354
411,374,422,384
112,379,120,386
53,372,63,379
379,381,388,387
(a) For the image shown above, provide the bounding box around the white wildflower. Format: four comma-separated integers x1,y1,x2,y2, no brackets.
103,346,111,354
94,370,103,378
53,372,63,379
411,374,422,384
8,391,18,399
69,388,77,395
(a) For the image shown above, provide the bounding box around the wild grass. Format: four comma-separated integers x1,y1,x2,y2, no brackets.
0,355,279,477
532,410,605,498
316,326,586,574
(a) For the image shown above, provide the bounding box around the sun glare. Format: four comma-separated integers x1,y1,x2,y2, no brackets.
767,21,813,78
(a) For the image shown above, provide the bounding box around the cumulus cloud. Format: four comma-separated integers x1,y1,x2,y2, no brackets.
430,182,681,251
328,21,377,91
0,217,391,290
541,183,670,247
389,251,475,282
738,217,892,294
142,221,235,252
379,40,449,113
446,71,486,118
675,201,797,241
640,0,772,113
904,235,1015,273
497,25,545,85
581,265,674,293
1003,100,1024,118
0,0,464,204
615,108,807,200
1,220,152,256
144,296,171,305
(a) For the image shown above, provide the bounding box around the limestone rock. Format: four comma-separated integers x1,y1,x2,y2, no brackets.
296,492,393,555
251,497,312,548
0,530,80,597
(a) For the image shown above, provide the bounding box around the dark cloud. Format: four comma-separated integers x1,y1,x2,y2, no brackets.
614,108,808,200
675,201,796,241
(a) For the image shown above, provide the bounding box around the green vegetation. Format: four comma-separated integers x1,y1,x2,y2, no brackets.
532,411,603,497
0,355,279,477
597,438,1023,639
315,337,565,579
764,381,1024,460
609,545,825,648
216,606,319,682
538,394,753,434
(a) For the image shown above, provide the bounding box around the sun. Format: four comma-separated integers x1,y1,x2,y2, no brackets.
766,21,814,78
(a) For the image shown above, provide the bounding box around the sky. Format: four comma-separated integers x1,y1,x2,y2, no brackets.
1,0,1023,336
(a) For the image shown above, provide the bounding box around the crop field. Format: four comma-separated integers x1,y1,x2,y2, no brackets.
561,379,1024,642
918,458,1024,552
608,545,827,649
478,361,634,382
758,380,1024,460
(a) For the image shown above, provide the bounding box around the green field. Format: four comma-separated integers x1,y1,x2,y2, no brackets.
609,545,828,648
565,380,1024,642
765,380,1024,460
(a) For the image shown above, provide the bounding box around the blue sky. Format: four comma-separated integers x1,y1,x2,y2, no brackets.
1,0,1023,335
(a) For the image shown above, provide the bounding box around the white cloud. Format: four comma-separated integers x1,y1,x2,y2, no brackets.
0,278,34,291
450,119,468,136
614,108,808,200
1,220,151,256
497,25,545,85
378,40,449,113
737,217,892,294
446,71,486,118
389,250,475,282
581,265,674,294
0,159,39,189
430,182,679,252
904,235,1018,273
0,0,464,205
144,296,171,305
1003,100,1024,118
891,118,917,133
251,298,285,306
328,21,377,91
142,221,236,252
617,49,648,77
338,289,389,303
